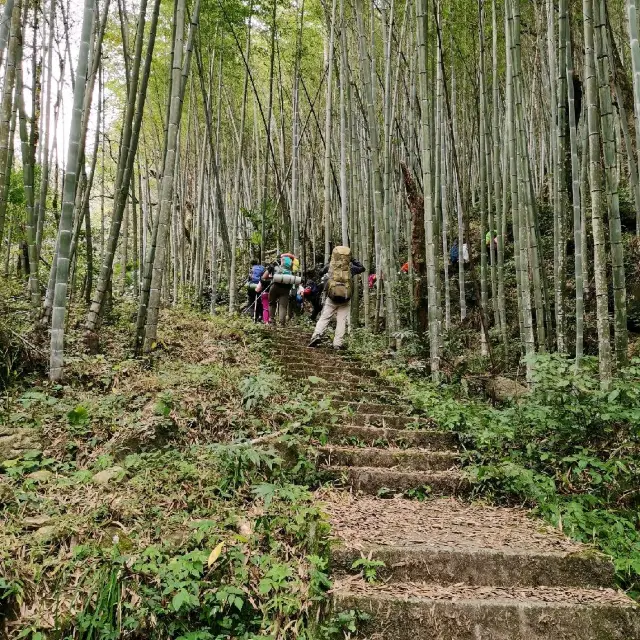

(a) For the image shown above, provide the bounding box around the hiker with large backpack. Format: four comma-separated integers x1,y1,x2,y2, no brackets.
265,252,301,326
308,246,365,349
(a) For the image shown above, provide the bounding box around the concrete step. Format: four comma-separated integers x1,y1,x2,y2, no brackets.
323,466,470,496
332,579,640,640
329,423,457,450
332,545,615,589
317,446,458,471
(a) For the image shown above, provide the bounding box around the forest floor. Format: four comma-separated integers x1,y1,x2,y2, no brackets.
1,293,639,638
0,301,331,638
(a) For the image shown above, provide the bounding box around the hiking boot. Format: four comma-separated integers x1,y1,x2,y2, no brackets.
333,344,345,351
308,335,322,348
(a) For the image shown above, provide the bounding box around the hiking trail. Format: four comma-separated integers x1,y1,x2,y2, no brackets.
270,328,640,640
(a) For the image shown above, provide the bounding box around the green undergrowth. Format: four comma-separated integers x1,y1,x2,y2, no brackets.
1,308,334,638
348,337,640,598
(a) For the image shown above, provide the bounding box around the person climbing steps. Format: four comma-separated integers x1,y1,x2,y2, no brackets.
309,246,365,350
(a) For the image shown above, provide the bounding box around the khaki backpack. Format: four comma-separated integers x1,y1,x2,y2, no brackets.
327,246,352,302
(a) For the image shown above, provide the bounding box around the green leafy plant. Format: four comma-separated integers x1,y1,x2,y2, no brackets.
239,370,280,410
351,557,386,583
319,609,371,639
407,354,640,596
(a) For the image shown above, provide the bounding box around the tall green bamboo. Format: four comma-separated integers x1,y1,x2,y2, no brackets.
492,0,507,346
16,21,39,313
49,0,96,381
0,0,21,245
583,0,612,386
0,0,15,67
555,0,568,353
627,0,640,234
140,0,200,353
86,0,160,334
595,0,627,368
417,0,439,380
478,0,492,355
510,0,547,352
322,0,337,260
566,20,584,365
507,0,534,372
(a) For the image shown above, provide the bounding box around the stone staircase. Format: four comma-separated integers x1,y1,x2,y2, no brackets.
268,327,640,639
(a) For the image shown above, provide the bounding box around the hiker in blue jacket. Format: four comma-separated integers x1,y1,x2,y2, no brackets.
246,260,265,321
450,239,459,266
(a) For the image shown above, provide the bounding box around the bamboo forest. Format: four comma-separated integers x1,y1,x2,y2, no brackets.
1,0,640,636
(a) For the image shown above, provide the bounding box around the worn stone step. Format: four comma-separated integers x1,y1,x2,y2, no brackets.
287,363,378,378
317,446,458,471
278,347,360,361
329,423,457,450
320,412,436,430
273,349,359,362
310,389,403,405
332,580,640,640
282,367,370,383
324,494,617,590
323,466,470,496
273,337,324,349
332,545,614,589
330,400,413,414
299,377,396,393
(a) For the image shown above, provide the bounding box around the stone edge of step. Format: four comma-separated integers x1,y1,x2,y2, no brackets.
330,544,617,589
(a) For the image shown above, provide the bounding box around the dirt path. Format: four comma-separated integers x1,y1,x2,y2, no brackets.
270,328,640,640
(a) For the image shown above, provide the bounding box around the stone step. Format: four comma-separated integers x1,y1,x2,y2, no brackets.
323,466,470,496
300,377,397,393
330,400,413,414
286,363,378,378
329,423,457,450
273,350,359,363
320,412,436,430
324,494,617,590
310,389,403,405
292,369,398,392
282,361,364,382
331,545,615,589
317,446,458,472
332,579,640,640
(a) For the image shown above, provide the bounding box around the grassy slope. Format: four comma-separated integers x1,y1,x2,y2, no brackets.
0,305,330,639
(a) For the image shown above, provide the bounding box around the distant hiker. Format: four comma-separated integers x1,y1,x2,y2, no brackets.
309,246,365,350
400,262,409,274
450,240,459,266
247,260,265,322
485,230,497,258
266,252,301,326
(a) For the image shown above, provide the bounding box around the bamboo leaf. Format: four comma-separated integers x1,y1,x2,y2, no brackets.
207,541,225,567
